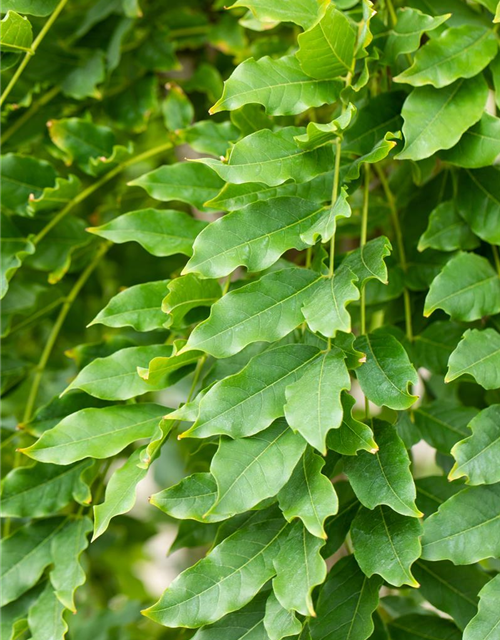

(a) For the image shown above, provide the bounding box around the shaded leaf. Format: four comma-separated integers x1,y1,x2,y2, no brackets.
457,167,500,245
326,392,378,455
418,201,478,252
1,214,35,299
388,614,461,640
463,574,500,640
413,400,477,454
385,8,450,62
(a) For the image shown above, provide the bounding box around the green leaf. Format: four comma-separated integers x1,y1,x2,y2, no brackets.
50,516,92,612
413,401,477,454
26,174,81,215
302,267,359,338
185,268,321,357
143,507,289,628
1,585,43,640
414,560,488,630
457,167,500,245
88,209,206,257
344,421,422,517
297,5,356,80
21,404,166,465
0,11,32,53
450,405,500,485
138,344,202,387
300,188,351,245
351,505,422,588
424,252,500,321
273,521,326,616
163,84,194,131
323,481,359,557
264,591,302,640
394,26,497,88
295,105,356,151
415,476,464,517
176,344,321,439
355,332,418,411
418,201,478,252
186,198,327,278
278,447,338,539
93,447,148,540
463,574,500,640
207,419,306,518
0,517,66,606
162,274,221,329
0,460,94,518
89,280,169,332
129,162,224,210
309,555,382,640
413,321,464,375
1,154,57,216
1,0,59,15
284,347,350,454
397,75,488,161
48,118,133,177
384,8,450,63
228,0,325,28
150,472,223,524
61,51,106,100
440,112,500,168
422,484,500,563
27,582,67,640
327,392,378,455
1,214,35,299
387,614,461,640
341,236,392,287
64,345,174,400
211,54,342,116
183,121,239,157
196,127,333,187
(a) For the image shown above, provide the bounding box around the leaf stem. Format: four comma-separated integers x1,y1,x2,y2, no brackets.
360,165,371,419
33,140,174,246
375,163,413,341
0,0,69,107
329,139,342,277
22,242,110,424
1,85,61,143
385,0,398,27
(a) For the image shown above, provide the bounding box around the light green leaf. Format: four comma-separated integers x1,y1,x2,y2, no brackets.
48,118,133,177
278,447,338,539
138,344,202,387
228,0,325,28
450,405,500,485
424,252,500,321
0,517,66,606
1,154,57,216
88,209,206,257
294,105,356,151
300,188,351,245
297,5,356,80
185,198,327,278
351,505,422,588
457,167,500,245
211,54,342,116
1,0,58,15
21,404,166,465
89,280,169,332
0,460,94,518
397,75,488,161
327,392,378,455
309,555,382,640
341,236,391,286
302,267,359,338
344,132,402,182
143,507,289,628
355,332,418,411
414,560,488,631
163,274,221,329
463,574,500,640
0,11,32,53
1,214,35,299
50,516,92,612
183,120,239,158
344,421,422,517
196,127,333,187
191,591,268,639
64,345,174,400
388,614,461,640
284,347,350,454
441,112,500,168
413,401,477,454
422,484,500,563
394,25,497,88
418,201,478,252
208,419,306,518
385,8,450,62
129,162,224,210
185,268,321,357
151,473,223,524
264,591,302,640
93,448,148,540
273,521,326,616
176,344,321,439
26,174,81,215
27,582,67,640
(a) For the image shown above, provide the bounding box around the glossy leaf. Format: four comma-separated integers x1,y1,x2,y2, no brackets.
228,0,324,28
463,575,500,640
264,591,302,640
0,11,32,53
162,274,221,329
326,392,378,455
441,112,500,168
385,8,450,62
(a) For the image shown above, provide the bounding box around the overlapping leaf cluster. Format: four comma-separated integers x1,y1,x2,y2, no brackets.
2,0,500,639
